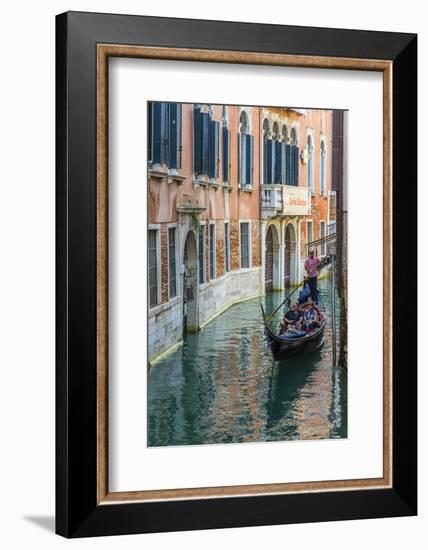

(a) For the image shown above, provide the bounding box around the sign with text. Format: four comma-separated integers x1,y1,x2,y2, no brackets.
282,185,311,216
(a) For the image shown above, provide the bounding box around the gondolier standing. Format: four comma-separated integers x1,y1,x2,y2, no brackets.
304,250,321,303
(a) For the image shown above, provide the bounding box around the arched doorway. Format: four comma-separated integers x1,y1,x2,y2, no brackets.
265,224,280,291
284,224,297,288
183,231,199,332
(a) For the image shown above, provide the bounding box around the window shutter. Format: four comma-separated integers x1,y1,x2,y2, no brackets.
246,134,253,186
215,122,219,178
148,103,153,162
281,142,286,184
168,103,178,169
177,103,182,169
267,139,273,184
275,141,281,183
285,144,291,185
222,126,229,182
263,136,267,184
239,133,247,185
201,112,210,175
193,107,202,174
209,120,219,179
294,146,299,185
152,102,165,165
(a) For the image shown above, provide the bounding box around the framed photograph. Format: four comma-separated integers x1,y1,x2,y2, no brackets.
56,11,417,537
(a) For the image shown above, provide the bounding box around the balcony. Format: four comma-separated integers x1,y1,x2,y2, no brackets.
261,185,283,219
261,184,311,219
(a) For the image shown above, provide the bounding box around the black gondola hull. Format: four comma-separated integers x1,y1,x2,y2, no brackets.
264,323,326,361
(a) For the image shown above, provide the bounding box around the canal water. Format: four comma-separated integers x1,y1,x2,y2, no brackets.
148,277,347,447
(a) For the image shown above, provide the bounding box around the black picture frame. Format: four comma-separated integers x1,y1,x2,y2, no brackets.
56,11,417,538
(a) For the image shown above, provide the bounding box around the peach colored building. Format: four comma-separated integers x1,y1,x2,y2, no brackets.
148,103,261,362
147,102,336,362
260,108,335,291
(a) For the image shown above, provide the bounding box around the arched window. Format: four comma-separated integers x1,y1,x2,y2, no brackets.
263,119,270,184
320,139,327,194
281,125,288,184
271,122,281,184
239,111,253,188
287,128,299,186
307,134,314,190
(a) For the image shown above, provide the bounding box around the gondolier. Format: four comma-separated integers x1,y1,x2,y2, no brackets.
304,250,321,303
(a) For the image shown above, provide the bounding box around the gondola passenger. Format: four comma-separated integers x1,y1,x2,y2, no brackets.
279,302,303,333
302,302,320,332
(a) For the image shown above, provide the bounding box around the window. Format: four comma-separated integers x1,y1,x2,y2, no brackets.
281,125,288,184
320,139,327,194
193,105,219,178
148,102,182,168
209,223,216,279
240,222,250,268
307,221,313,250
198,225,205,284
168,228,177,298
224,222,230,272
287,127,299,186
320,221,326,255
238,111,253,187
222,109,231,183
272,122,282,185
262,119,270,184
148,229,158,307
307,134,314,190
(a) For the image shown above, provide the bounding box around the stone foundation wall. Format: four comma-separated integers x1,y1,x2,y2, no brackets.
148,296,182,363
198,267,261,327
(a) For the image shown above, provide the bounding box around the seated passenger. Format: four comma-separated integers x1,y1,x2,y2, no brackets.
302,302,320,332
280,302,303,333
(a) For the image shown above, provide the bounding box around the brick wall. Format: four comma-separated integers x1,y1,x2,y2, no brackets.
160,224,169,303
251,220,261,267
216,221,225,278
229,220,240,271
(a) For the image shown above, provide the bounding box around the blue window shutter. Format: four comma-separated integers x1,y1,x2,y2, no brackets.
215,122,219,178
209,120,219,179
193,107,202,174
275,141,281,183
148,103,153,162
152,102,163,165
245,134,252,186
294,145,299,185
263,136,267,184
285,144,291,185
267,139,273,184
281,142,286,184
222,127,229,182
168,103,178,169
202,112,210,175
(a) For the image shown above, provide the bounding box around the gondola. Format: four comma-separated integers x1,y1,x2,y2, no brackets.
261,303,326,361
261,256,332,361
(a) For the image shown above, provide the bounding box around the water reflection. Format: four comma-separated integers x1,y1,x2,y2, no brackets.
148,279,347,446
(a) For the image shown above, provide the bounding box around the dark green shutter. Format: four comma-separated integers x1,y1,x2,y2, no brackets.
201,112,210,175
294,146,299,185
285,144,291,185
168,103,178,169
274,141,281,183
245,134,252,186
222,127,229,182
267,139,273,184
193,107,202,174
209,120,219,179
152,102,166,165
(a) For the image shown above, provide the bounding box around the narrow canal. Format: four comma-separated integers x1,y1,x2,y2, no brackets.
148,277,347,447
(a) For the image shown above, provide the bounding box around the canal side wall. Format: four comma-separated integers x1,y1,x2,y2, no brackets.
198,267,261,327
148,296,182,364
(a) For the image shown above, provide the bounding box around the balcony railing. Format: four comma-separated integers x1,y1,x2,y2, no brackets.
261,184,311,218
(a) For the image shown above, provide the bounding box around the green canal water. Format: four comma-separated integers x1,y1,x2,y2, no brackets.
148,278,347,447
